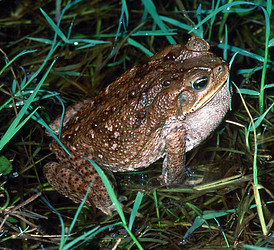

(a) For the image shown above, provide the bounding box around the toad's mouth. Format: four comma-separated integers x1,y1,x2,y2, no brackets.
199,79,229,110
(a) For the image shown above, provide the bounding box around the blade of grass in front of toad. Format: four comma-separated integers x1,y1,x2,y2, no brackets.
84,158,125,221
84,158,144,250
32,100,71,156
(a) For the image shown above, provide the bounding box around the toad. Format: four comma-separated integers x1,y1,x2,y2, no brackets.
44,37,230,214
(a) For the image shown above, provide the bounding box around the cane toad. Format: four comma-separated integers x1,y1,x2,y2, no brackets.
44,37,230,214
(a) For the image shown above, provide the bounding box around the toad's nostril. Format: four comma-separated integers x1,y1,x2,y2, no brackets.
210,55,217,62
218,65,225,72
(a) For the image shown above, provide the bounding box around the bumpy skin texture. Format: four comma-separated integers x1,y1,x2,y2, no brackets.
44,37,230,214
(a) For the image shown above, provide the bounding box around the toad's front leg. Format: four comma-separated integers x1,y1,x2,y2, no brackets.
162,127,186,185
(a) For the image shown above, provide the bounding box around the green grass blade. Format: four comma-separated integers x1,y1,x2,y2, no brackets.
141,0,176,44
218,44,265,62
84,158,126,224
238,89,259,96
61,182,94,248
0,50,36,76
62,226,100,250
84,158,143,249
40,8,67,42
208,0,221,41
237,66,268,74
196,4,204,37
127,38,153,57
121,0,129,26
12,107,40,134
223,24,228,61
249,103,274,132
184,216,205,239
36,190,66,246
268,38,274,47
32,112,71,156
0,42,60,113
253,184,267,236
66,38,110,45
242,245,272,250
258,6,271,114
264,83,274,89
0,60,56,151
128,191,144,231
40,8,110,47
64,222,122,250
153,189,160,226
27,37,54,44
188,2,260,34
133,29,177,36
159,16,201,36
213,218,230,248
184,209,235,239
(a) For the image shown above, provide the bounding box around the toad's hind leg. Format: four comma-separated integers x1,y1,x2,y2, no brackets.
44,162,116,215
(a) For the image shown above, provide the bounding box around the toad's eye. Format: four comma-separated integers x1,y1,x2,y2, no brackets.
192,75,209,91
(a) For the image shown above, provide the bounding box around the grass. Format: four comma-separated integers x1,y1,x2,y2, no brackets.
0,0,273,249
